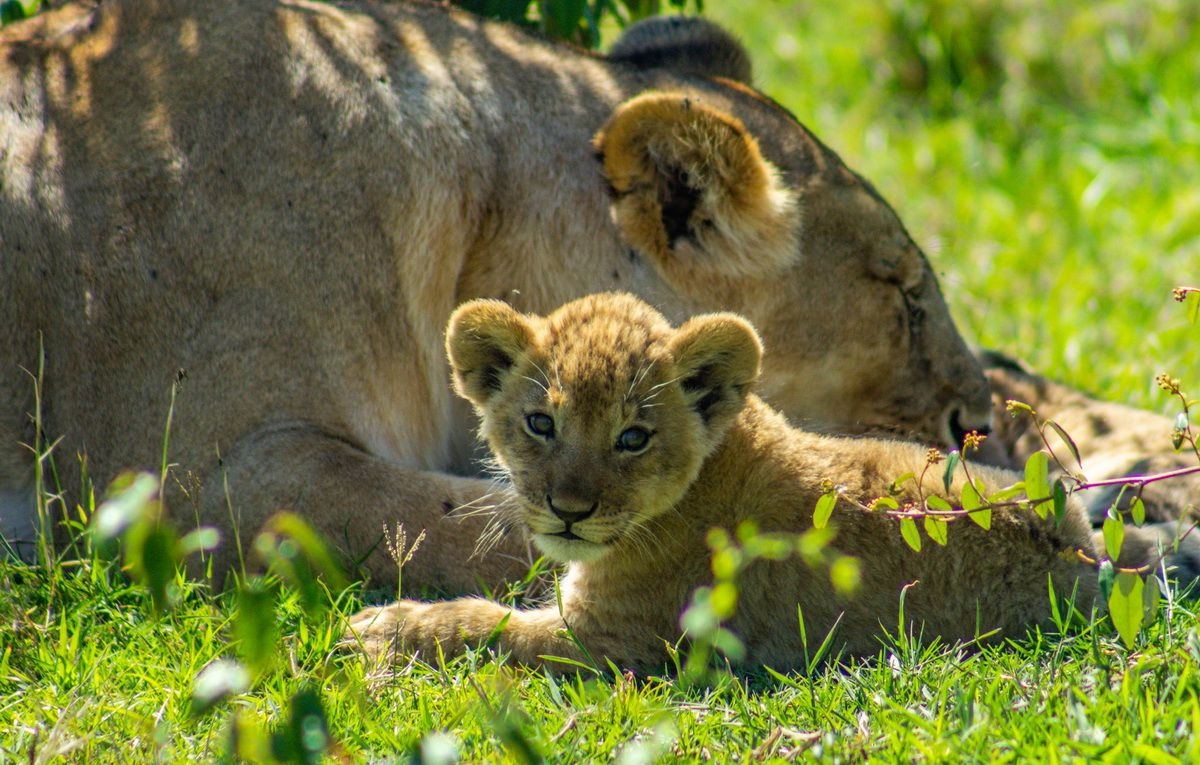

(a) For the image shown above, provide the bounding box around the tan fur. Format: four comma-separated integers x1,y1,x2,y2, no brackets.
349,295,1097,673
0,0,992,585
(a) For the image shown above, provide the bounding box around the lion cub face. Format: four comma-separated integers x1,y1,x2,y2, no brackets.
447,293,762,562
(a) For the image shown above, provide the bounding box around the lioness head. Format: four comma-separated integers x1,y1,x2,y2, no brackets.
594,26,993,444
447,293,760,562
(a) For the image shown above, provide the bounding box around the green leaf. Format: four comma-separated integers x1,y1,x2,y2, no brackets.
91,471,159,542
485,610,513,649
0,1,25,24
255,512,349,620
1052,479,1067,526
873,496,900,511
1097,559,1115,603
192,659,250,716
987,483,1026,503
137,525,180,613
541,0,586,38
271,687,331,765
900,518,921,552
680,587,718,638
813,491,837,529
1173,412,1189,451
967,507,992,530
228,712,272,762
1131,743,1182,765
263,513,348,589
925,496,953,513
178,526,221,557
830,556,860,595
1130,497,1146,526
1024,451,1051,517
887,471,916,493
1044,420,1082,470
710,546,741,581
235,580,279,674
923,516,949,546
1102,513,1125,563
1108,571,1145,649
962,480,991,529
961,480,983,511
1143,574,1161,624
710,582,738,619
942,449,961,493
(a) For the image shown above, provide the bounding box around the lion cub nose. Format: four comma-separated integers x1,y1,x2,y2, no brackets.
547,495,598,524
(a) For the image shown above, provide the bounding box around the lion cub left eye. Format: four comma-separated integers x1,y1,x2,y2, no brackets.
616,427,652,453
526,412,555,438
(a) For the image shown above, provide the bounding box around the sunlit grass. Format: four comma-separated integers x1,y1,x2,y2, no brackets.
4,1,1200,761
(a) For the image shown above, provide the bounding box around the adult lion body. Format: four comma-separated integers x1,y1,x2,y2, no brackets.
350,294,1097,672
978,351,1200,528
0,0,992,587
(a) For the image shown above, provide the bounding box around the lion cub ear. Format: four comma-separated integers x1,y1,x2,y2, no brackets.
669,314,763,432
446,300,535,407
593,93,800,281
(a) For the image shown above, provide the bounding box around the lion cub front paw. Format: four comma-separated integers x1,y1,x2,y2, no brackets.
345,601,427,664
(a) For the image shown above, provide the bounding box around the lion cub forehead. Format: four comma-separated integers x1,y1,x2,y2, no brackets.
542,294,676,391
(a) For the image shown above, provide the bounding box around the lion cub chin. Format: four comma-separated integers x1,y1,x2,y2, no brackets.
349,293,1097,673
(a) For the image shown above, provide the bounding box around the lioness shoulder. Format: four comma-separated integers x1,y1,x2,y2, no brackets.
349,293,1098,672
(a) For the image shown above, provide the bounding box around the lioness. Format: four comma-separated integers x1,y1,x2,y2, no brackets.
975,350,1200,583
977,350,1199,527
348,294,1097,672
0,2,992,587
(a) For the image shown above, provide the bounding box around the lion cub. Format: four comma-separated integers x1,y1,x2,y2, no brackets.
349,294,1097,672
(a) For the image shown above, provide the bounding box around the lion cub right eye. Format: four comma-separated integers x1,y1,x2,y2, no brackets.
616,426,652,453
525,413,555,439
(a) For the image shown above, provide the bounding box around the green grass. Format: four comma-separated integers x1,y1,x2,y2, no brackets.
5,543,1200,762
4,1,1200,762
710,0,1200,413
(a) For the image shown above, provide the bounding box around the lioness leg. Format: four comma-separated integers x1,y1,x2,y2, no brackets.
197,423,534,593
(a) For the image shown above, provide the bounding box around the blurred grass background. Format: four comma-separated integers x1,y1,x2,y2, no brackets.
704,0,1200,413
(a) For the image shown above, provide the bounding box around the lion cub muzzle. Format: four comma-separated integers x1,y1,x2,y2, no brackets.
547,494,599,528
530,493,611,561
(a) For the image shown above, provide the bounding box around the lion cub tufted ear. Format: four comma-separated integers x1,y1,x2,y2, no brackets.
446,300,536,407
669,313,763,434
593,92,800,282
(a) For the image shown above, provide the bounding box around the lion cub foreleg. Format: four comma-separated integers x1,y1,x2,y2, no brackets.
348,599,584,670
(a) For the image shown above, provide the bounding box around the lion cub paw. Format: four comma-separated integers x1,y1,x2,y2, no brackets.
345,601,426,664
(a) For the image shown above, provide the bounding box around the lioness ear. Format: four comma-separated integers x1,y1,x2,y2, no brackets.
669,314,763,431
607,17,752,84
593,92,800,281
446,300,535,407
